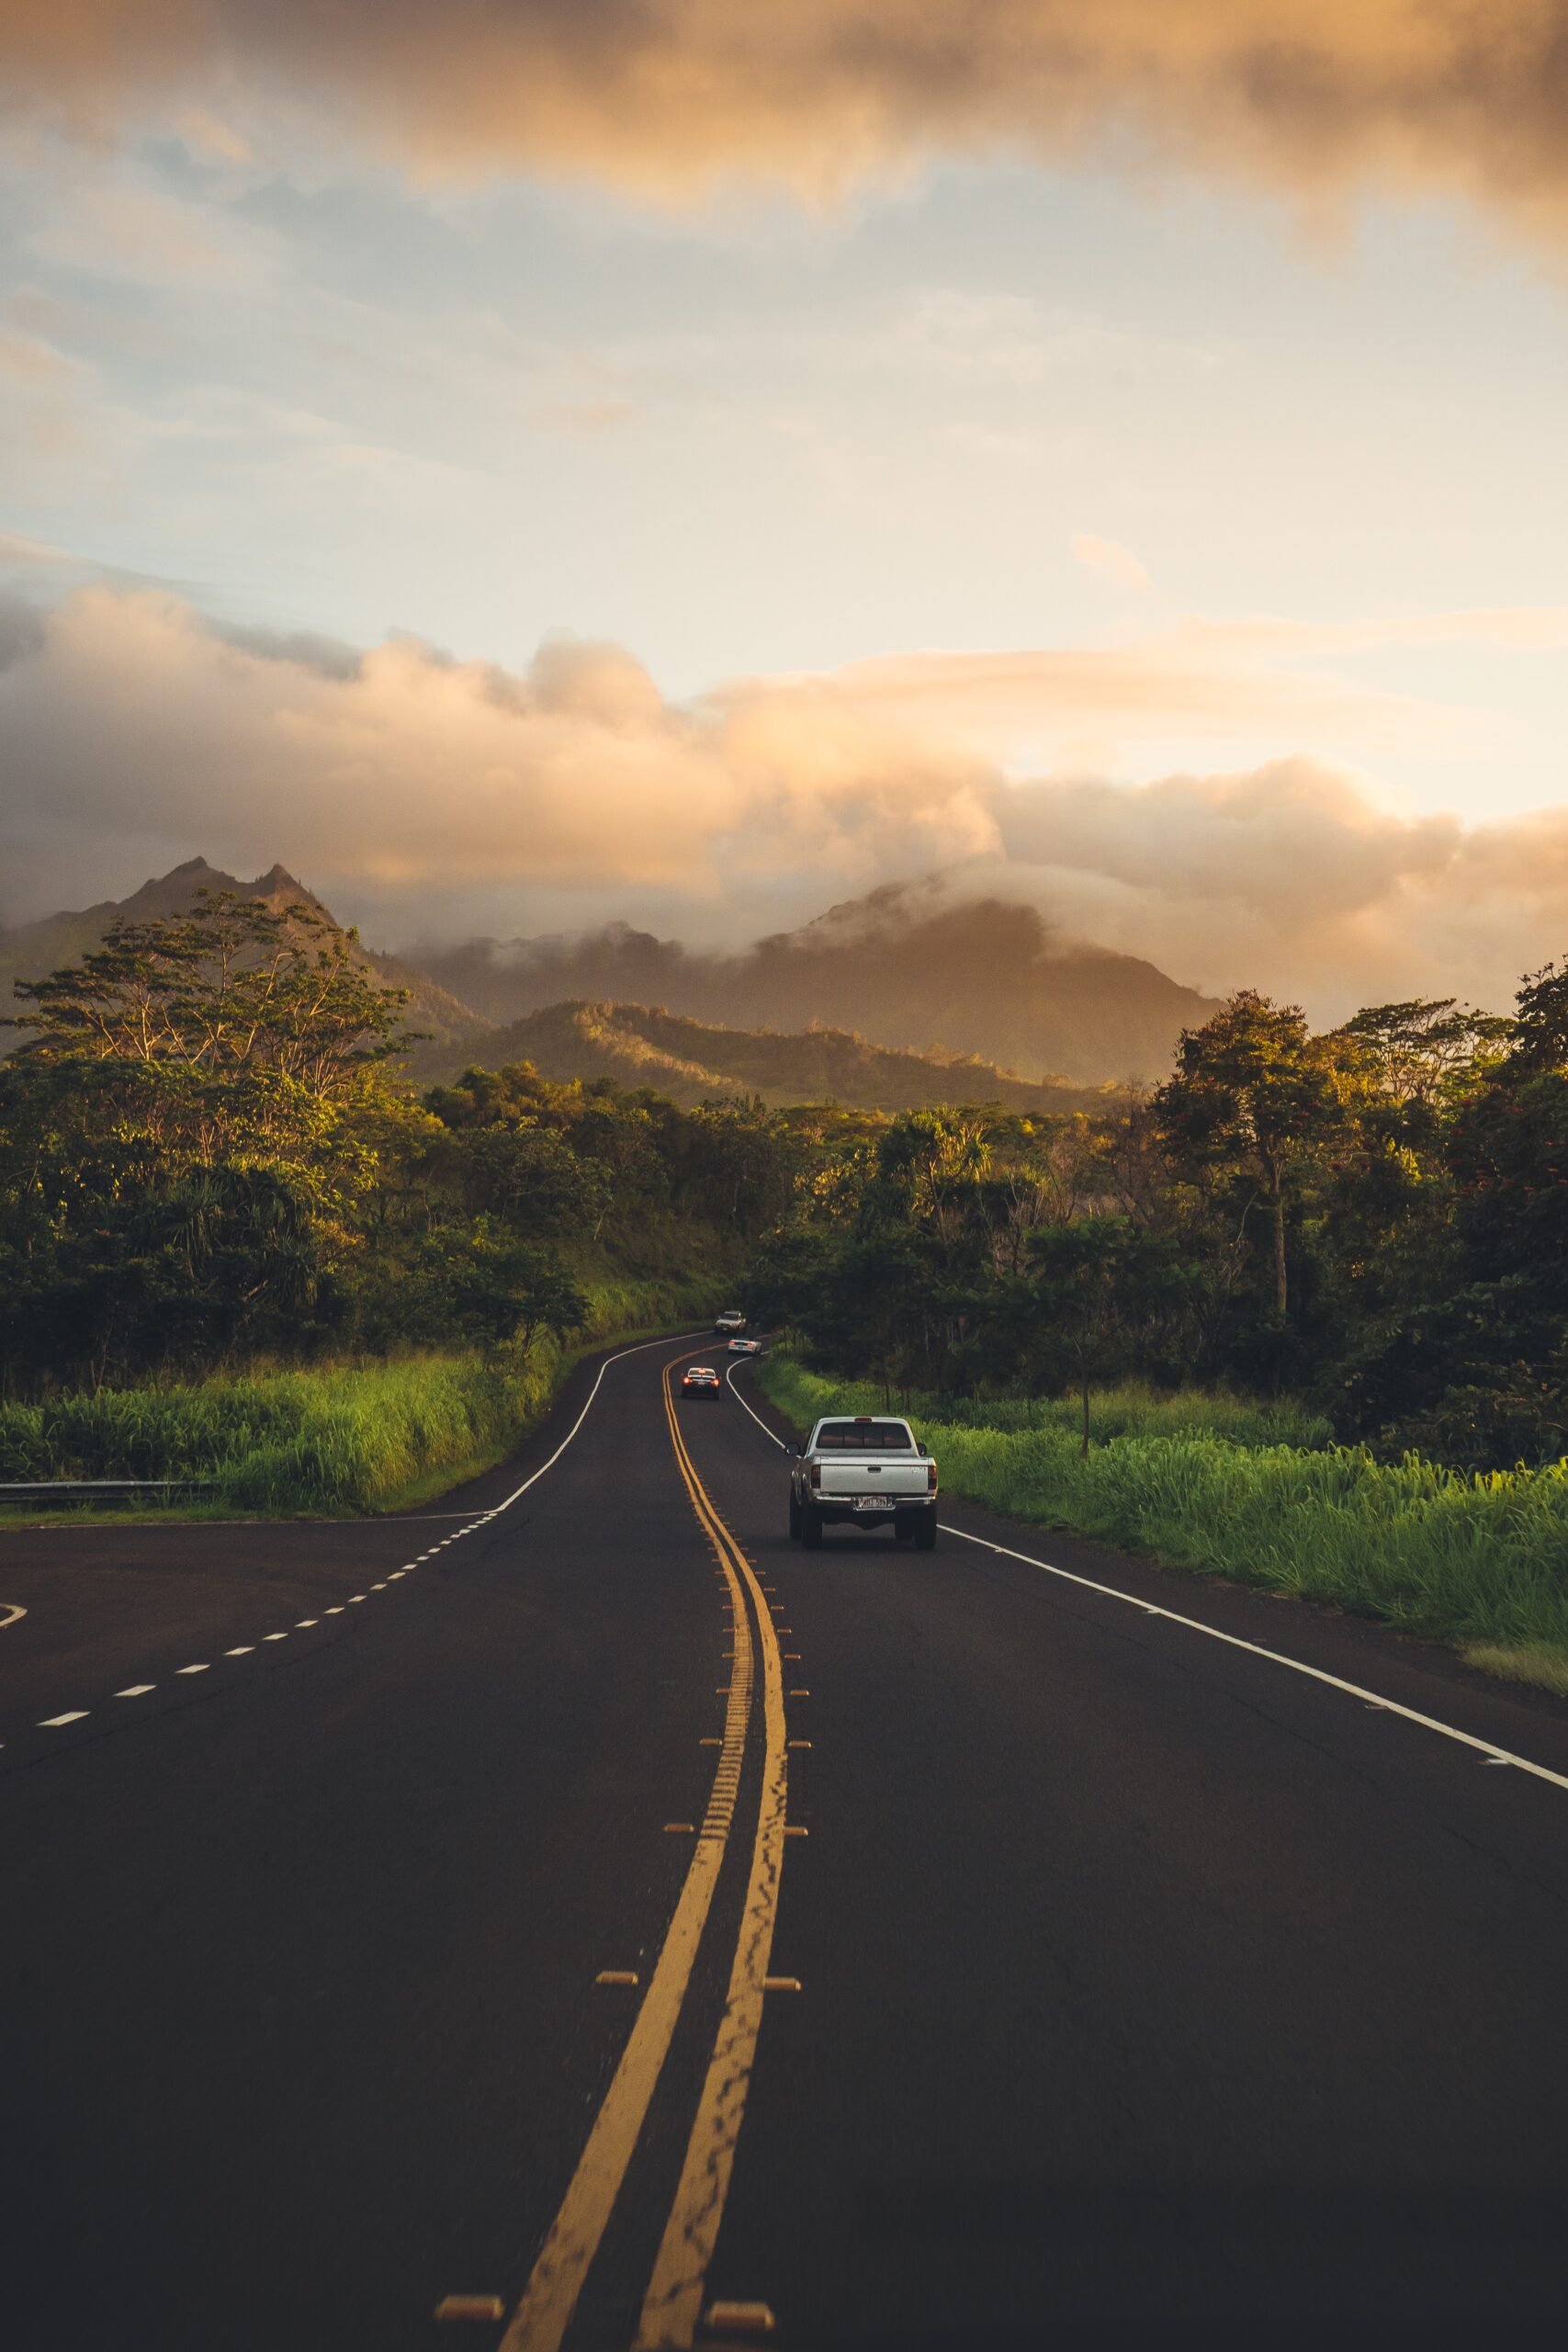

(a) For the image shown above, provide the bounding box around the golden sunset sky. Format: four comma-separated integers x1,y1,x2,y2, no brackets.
4,2,1568,1016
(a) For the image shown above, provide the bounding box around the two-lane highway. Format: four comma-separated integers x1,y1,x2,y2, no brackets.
5,1338,1568,2349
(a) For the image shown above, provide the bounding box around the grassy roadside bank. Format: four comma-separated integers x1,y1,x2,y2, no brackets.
756,1352,1568,1697
0,1275,714,1521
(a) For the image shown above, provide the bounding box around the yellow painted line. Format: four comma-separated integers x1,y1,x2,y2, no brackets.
705,2302,775,2335
434,2295,505,2323
0,1602,26,1632
595,1972,640,1988
633,1389,791,2351
498,1355,758,2352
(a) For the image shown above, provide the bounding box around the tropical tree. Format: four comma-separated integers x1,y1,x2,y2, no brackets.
1155,990,1341,1320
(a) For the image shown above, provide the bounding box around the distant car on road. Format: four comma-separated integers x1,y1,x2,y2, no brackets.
726,1337,762,1355
714,1309,748,1336
680,1365,722,1396
788,1414,937,1549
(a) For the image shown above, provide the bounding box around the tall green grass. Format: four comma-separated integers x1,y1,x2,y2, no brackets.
0,1274,712,1516
758,1353,1568,1668
764,1365,1330,1453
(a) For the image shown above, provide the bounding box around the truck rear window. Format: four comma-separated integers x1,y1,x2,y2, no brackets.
815,1421,913,1451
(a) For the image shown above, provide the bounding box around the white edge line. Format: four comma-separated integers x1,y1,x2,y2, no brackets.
486,1331,715,1514
728,1359,1568,1799
943,1523,1568,1796
13,1335,722,1758
726,1361,787,1450
0,1601,26,1632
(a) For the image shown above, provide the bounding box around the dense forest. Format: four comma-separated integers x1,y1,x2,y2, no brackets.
744,975,1568,1474
4,887,1566,1482
0,890,801,1396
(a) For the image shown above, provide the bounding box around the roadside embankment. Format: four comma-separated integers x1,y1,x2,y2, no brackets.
756,1351,1568,1695
0,1277,713,1519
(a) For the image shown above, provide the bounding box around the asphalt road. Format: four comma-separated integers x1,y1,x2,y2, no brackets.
5,1335,1568,2350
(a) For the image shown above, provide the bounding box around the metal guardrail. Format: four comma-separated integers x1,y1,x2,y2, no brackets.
0,1477,217,1498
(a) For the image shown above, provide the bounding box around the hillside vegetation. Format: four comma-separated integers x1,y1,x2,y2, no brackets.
0,1273,706,1515
3,859,1176,1102
0,883,779,1510
0,856,491,1079
743,979,1568,1474
416,878,1216,1084
488,998,1107,1113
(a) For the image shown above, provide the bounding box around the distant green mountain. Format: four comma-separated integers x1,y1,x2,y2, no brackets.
482,999,1110,1114
413,878,1217,1088
1,861,1151,1112
0,857,492,1078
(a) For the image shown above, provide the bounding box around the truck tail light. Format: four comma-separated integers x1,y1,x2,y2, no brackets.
927,1461,939,1491
808,1462,822,1490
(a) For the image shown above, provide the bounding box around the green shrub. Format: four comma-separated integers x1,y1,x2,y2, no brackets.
758,1351,1568,1660
0,1274,711,1514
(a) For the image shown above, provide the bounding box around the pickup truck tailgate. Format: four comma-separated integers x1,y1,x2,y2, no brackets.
818,1453,930,1498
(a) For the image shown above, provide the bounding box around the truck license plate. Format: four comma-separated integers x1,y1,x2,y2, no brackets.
853,1495,886,1511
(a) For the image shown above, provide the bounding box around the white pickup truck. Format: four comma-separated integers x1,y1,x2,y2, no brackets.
787,1415,938,1550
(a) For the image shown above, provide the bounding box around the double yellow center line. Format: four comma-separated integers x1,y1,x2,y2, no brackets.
501,1352,790,2352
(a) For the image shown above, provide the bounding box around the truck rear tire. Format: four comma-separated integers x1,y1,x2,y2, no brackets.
788,1491,801,1538
915,1511,937,1551
802,1502,824,1550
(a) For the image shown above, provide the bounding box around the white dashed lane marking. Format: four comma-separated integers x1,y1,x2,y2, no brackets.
6,1330,690,1758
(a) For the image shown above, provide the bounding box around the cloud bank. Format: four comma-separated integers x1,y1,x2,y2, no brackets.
8,2,1568,230
2,582,1567,1023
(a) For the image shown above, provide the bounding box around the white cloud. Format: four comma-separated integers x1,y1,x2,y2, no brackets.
9,2,1568,242
3,582,1567,1021
1073,534,1156,597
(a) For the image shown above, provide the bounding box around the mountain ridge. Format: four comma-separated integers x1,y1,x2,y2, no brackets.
0,858,492,1075
2,861,1214,1097
485,999,1112,1114
411,879,1217,1085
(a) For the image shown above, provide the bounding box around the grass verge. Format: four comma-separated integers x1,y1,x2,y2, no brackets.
0,1280,713,1520
758,1351,1568,1689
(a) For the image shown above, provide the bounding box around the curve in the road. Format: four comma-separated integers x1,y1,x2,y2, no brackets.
501,1349,791,2352
631,1360,790,2350
3,1330,697,1758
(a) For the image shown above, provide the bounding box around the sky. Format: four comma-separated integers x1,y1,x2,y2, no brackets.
2,2,1568,1021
